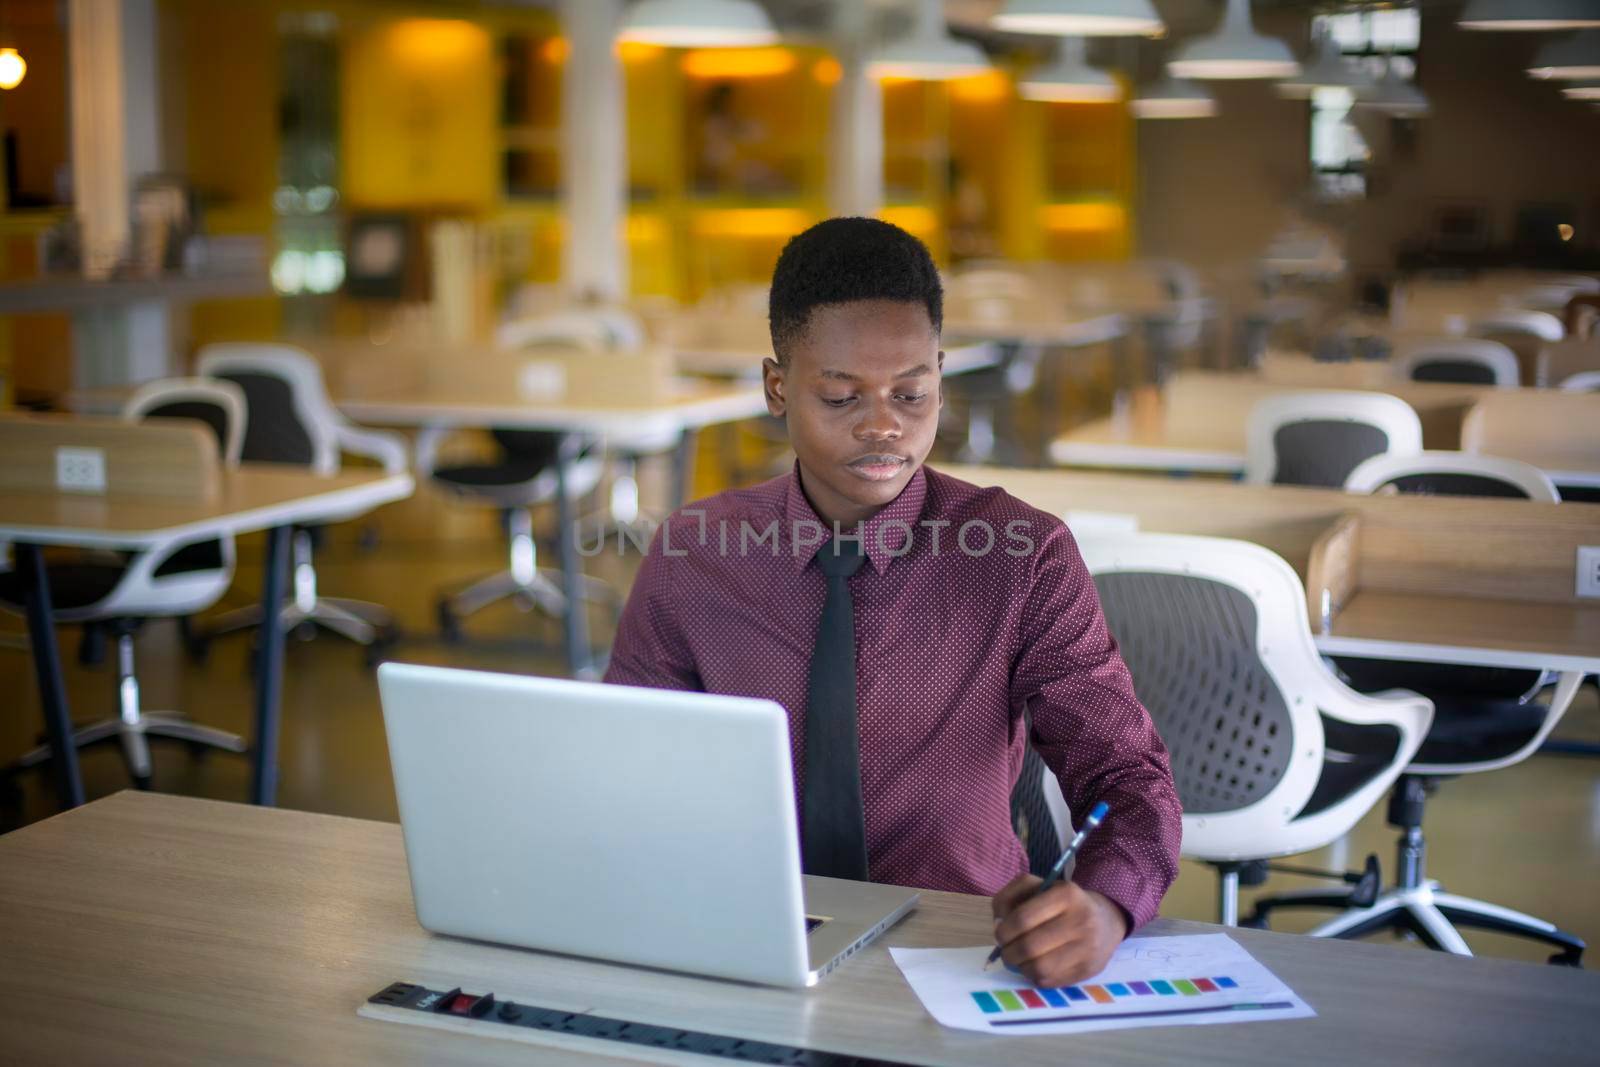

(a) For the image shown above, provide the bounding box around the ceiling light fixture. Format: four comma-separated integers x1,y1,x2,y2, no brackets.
1130,75,1218,118
991,0,1165,38
1167,0,1299,81
869,0,990,80
0,48,25,91
1019,37,1120,101
617,0,777,48
1528,30,1600,78
1356,56,1429,117
1459,0,1600,32
1278,26,1372,99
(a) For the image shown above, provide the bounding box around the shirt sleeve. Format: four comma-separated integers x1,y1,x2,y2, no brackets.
1009,524,1182,931
603,523,702,692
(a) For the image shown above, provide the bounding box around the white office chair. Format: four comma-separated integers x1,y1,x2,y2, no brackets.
429,314,612,641
1470,310,1564,385
1470,309,1564,344
1392,337,1520,388
1506,285,1583,314
0,379,249,788
1246,453,1587,963
196,344,408,661
1542,274,1600,294
1346,451,1559,502
1560,370,1600,392
1245,391,1423,487
1076,532,1431,926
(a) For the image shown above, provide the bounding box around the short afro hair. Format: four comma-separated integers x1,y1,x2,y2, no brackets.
768,217,942,364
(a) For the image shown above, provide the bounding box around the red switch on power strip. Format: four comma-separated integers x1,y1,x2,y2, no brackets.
438,990,496,1018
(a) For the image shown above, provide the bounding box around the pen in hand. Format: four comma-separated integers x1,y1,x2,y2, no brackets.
985,800,1110,971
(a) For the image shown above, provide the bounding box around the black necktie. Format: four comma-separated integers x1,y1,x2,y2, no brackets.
803,537,869,881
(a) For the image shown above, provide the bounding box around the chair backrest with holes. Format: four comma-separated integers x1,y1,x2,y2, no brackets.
1245,391,1423,487
1079,533,1429,861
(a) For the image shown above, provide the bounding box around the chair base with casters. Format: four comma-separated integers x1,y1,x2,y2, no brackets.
193,528,398,666
1247,775,1585,966
435,505,618,643
7,621,245,790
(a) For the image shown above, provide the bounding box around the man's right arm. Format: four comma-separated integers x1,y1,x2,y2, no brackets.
603,524,702,692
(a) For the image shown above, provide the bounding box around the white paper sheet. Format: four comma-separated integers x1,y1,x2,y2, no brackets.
890,933,1315,1036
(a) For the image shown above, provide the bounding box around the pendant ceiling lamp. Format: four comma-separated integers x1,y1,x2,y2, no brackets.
1277,26,1373,99
1528,30,1600,78
1356,57,1429,117
991,0,1165,37
1459,0,1600,32
1167,0,1299,80
0,48,24,91
1019,37,1120,101
1130,75,1218,118
869,0,991,80
617,0,778,47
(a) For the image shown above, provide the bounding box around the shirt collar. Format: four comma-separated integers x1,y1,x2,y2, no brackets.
782,462,929,576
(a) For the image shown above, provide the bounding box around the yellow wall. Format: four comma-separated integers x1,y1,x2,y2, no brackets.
167,0,283,345
342,19,498,211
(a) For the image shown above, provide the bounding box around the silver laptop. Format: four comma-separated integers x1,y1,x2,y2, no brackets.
377,662,918,988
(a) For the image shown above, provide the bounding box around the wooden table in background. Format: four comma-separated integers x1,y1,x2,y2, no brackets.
1048,370,1600,486
0,466,414,808
941,466,1600,676
3,792,1597,1066
324,344,769,678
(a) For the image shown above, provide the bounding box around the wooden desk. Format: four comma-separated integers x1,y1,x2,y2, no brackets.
1538,338,1600,388
939,466,1600,675
673,340,1003,380
4,792,1596,1066
324,344,767,678
1462,389,1600,492
0,466,414,809
1049,371,1600,482
942,308,1130,350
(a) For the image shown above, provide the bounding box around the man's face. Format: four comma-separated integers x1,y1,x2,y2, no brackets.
763,299,943,527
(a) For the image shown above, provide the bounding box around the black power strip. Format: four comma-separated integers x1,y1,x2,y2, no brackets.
366,981,928,1066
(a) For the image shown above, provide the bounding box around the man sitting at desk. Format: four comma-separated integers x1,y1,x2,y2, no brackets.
606,218,1181,986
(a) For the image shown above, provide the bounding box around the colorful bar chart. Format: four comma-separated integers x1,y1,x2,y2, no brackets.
971,975,1241,1015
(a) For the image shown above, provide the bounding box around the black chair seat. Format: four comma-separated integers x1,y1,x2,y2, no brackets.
432,462,552,489
1413,695,1548,767
1557,483,1600,505
0,561,129,612
1296,714,1402,819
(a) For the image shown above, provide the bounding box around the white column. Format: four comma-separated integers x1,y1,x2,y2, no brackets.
828,6,883,218
560,0,628,302
69,0,172,387
70,0,130,279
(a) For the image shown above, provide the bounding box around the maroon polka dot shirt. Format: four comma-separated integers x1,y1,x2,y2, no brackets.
605,463,1181,929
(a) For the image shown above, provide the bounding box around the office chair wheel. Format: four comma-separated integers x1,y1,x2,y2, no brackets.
1549,948,1584,968
436,601,463,644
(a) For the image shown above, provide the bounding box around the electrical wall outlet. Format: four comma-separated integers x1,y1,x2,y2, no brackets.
1578,547,1600,600
55,446,107,494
